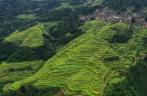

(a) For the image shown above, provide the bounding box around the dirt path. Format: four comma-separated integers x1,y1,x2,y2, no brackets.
140,52,146,59
100,69,122,96
133,52,146,66
132,57,139,66
100,52,146,96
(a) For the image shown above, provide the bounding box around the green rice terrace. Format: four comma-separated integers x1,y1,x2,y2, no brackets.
56,0,102,9
2,20,147,95
0,61,44,83
5,23,45,47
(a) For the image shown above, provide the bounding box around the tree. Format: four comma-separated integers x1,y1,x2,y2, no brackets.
131,17,136,23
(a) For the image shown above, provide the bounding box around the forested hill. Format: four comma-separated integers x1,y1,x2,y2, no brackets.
102,0,147,12
0,0,102,39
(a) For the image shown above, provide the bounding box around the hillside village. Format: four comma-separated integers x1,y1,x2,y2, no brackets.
80,7,147,29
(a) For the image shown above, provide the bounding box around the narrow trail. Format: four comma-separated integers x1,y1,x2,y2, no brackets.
132,52,146,66
100,69,122,96
100,52,146,96
140,52,146,59
132,57,139,66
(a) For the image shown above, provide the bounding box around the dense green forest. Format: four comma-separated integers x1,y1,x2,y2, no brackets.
102,0,147,12
0,0,100,39
0,0,60,38
0,0,101,62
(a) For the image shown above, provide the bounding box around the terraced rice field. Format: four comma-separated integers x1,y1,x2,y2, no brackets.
5,23,44,47
5,20,147,95
17,14,37,20
56,0,102,10
0,61,44,91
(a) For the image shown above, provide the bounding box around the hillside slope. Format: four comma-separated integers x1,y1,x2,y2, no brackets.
3,20,147,95
0,22,56,62
5,23,44,47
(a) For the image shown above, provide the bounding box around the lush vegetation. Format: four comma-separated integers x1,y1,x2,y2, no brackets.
0,0,102,62
0,0,103,95
1,85,60,96
0,0,60,38
102,0,147,12
1,0,147,96
109,23,133,43
0,61,44,94
103,27,147,96
0,0,102,39
4,20,147,96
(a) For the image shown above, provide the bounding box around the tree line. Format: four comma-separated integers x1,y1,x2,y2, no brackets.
102,0,147,12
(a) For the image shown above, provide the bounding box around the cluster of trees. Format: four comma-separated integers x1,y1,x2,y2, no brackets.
0,0,103,62
0,7,86,62
0,85,60,96
0,40,56,62
110,27,133,43
104,55,147,96
102,0,147,12
0,0,61,39
103,56,120,62
104,40,147,96
49,13,84,42
68,0,86,6
8,66,32,72
75,5,102,15
0,0,101,39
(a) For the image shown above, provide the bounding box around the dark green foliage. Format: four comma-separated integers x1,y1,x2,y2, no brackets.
50,13,83,38
58,29,84,45
68,0,87,6
18,20,39,32
131,17,136,23
102,0,147,12
103,56,120,62
8,66,32,72
0,0,86,62
0,85,60,96
111,34,130,43
0,0,91,39
0,0,61,38
143,37,147,45
144,15,147,22
0,42,18,61
38,7,73,22
110,28,133,43
75,5,102,15
47,12,84,46
104,55,147,96
0,40,55,62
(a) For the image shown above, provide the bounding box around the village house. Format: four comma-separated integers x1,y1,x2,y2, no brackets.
80,7,147,29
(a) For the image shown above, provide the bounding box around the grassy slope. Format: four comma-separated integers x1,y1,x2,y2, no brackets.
103,28,147,96
56,0,102,10
5,20,145,95
4,22,57,47
0,61,44,91
17,14,37,20
5,23,44,47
